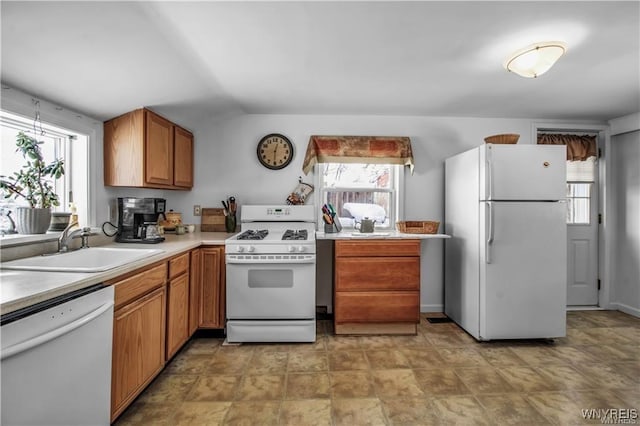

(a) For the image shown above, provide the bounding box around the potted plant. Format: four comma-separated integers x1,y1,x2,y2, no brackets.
0,131,64,234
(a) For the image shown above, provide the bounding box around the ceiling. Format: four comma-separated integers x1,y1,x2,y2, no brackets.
2,1,639,129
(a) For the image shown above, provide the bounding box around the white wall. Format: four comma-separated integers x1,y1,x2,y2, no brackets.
165,113,605,312
609,112,640,317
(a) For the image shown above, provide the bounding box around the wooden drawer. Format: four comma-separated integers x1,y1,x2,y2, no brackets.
335,257,420,291
335,240,420,257
169,252,189,279
334,291,420,323
113,263,167,310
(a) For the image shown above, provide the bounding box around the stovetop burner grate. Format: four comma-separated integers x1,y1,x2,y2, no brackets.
236,229,269,240
282,229,308,240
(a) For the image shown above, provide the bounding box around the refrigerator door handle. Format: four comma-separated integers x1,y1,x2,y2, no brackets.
486,150,493,200
486,201,494,264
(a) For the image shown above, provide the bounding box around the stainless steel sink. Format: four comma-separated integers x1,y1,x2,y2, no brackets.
0,247,164,272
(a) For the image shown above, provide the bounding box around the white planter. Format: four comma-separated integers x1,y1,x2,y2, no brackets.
15,207,52,234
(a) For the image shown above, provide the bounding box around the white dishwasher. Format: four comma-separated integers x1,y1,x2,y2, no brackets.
1,284,114,426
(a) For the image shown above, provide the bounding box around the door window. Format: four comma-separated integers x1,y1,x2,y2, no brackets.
566,183,591,224
565,156,596,225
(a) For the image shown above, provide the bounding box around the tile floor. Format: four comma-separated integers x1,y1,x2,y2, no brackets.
115,311,639,425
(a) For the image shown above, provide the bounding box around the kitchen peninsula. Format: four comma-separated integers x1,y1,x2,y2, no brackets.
316,232,449,335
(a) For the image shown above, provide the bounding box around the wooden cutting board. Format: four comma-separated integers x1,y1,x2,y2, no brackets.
201,208,226,232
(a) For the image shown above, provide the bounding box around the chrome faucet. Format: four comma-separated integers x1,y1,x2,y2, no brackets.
58,222,95,252
58,221,80,252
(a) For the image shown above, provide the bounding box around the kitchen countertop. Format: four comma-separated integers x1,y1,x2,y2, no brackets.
1,230,450,316
316,231,450,240
0,231,232,316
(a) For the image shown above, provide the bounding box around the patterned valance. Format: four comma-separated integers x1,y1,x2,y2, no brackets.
302,135,414,175
537,133,597,161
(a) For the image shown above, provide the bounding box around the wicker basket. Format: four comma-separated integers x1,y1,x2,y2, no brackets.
396,221,440,234
484,133,520,144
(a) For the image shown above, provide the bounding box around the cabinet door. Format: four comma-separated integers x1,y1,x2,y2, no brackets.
189,249,202,334
200,246,225,328
144,110,174,186
174,126,194,189
166,273,190,359
111,286,166,421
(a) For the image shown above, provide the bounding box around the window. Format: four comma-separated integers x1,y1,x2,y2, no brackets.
566,183,591,224
565,156,596,225
0,110,89,233
319,163,402,229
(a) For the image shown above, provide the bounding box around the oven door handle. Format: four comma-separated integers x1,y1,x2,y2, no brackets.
226,255,316,264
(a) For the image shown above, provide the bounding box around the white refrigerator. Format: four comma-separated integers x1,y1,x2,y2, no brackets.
444,144,567,340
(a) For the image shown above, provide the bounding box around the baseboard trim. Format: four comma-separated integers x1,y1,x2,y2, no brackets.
566,306,604,311
421,304,444,313
610,302,640,318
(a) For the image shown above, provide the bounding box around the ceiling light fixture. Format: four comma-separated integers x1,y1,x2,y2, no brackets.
504,41,567,78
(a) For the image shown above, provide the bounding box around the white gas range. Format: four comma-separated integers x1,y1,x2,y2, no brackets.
225,205,316,343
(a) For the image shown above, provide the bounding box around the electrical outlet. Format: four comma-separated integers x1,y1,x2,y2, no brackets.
193,205,201,216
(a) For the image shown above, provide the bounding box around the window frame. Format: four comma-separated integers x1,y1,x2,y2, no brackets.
0,110,90,241
317,163,404,230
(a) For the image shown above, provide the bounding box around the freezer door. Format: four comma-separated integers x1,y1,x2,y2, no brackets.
479,201,567,340
480,144,566,201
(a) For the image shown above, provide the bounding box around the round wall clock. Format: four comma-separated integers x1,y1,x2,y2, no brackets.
257,133,293,170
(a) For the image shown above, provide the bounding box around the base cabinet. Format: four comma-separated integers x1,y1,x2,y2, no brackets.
189,248,202,334
200,246,225,328
109,247,225,422
334,239,421,335
166,253,191,359
111,284,166,421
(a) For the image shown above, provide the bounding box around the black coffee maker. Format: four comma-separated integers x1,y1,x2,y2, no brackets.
116,197,166,243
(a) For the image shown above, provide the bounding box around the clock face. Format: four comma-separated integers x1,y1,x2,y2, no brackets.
257,133,293,170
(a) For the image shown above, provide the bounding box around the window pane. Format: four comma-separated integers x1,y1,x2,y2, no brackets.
322,163,392,189
567,198,590,224
324,191,390,227
1,128,60,207
567,183,591,197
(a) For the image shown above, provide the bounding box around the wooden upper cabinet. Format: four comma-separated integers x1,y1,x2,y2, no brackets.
144,110,174,186
173,126,194,189
104,108,193,190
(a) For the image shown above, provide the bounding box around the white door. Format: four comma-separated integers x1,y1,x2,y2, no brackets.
566,180,599,305
481,144,566,201
480,201,567,340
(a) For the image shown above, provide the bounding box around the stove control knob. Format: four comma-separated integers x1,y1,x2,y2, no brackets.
247,246,255,253
288,246,295,253
297,246,306,252
236,246,245,253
